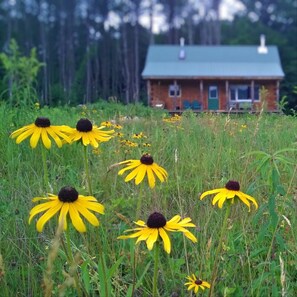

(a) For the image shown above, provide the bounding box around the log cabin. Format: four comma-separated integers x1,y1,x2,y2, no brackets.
142,36,284,112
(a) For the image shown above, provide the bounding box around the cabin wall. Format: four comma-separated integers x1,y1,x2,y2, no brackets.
148,79,279,111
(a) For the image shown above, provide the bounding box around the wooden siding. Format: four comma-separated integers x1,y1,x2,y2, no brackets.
148,79,279,111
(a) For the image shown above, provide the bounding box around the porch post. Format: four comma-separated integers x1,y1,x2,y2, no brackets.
225,80,229,110
174,79,177,110
200,80,203,109
251,80,255,111
276,80,280,111
147,80,151,106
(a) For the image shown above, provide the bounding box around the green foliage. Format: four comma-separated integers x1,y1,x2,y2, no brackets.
0,39,44,107
1,103,297,296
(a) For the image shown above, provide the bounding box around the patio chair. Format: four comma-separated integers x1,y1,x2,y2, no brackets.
192,100,202,110
183,100,191,109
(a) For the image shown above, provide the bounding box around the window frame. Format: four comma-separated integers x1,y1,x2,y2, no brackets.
168,84,181,97
209,85,218,99
229,84,260,102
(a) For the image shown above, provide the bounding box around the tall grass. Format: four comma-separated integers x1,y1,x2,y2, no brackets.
0,102,296,296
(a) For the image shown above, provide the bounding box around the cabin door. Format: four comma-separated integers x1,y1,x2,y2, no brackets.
208,85,219,110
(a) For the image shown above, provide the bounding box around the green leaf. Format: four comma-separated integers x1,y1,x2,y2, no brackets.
81,260,91,294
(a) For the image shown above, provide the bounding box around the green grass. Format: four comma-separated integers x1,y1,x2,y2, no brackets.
0,102,296,296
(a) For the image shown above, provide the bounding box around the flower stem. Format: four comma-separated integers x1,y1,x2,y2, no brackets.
83,145,92,195
97,232,109,297
152,242,160,297
64,227,83,297
208,203,231,297
41,145,49,191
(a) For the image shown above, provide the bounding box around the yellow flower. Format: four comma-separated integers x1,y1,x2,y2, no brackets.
116,132,124,138
118,212,197,253
113,124,123,129
185,274,210,294
132,132,146,139
29,186,104,232
118,153,168,188
68,118,114,148
10,117,72,149
100,121,113,127
142,142,151,147
200,180,258,211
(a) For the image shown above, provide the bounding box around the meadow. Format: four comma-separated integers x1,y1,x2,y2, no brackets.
0,101,296,297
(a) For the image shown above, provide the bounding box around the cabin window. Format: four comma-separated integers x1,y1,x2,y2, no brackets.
230,85,260,101
209,86,218,99
169,84,181,97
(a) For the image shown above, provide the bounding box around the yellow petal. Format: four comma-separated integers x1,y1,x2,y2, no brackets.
36,201,62,232
78,199,105,214
236,192,251,211
69,204,86,232
124,167,140,182
217,195,227,208
159,227,171,253
78,195,98,202
167,215,181,224
241,192,258,209
153,163,168,178
118,229,146,239
15,129,34,144
75,201,100,226
58,203,69,230
151,163,167,183
135,164,146,185
146,228,159,250
82,134,90,146
41,129,51,149
29,200,59,224
183,231,198,243
202,281,211,288
212,191,227,205
135,228,153,243
47,127,63,148
30,127,42,148
10,125,30,138
226,190,236,198
134,220,146,226
200,188,222,200
146,167,156,188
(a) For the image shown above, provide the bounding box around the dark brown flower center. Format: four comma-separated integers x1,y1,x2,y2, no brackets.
35,117,51,127
225,180,240,191
140,154,154,165
195,279,203,285
76,118,93,132
58,186,79,202
147,212,167,228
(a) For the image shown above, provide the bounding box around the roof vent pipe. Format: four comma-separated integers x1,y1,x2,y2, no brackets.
258,34,268,54
179,37,186,60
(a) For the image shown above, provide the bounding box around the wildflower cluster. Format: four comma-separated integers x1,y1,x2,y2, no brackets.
10,111,260,296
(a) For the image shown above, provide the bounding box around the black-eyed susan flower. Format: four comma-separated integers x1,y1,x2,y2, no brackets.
200,180,258,211
118,153,167,188
113,124,123,130
100,120,113,127
116,132,124,138
10,117,72,149
118,212,197,253
29,186,104,232
132,132,146,139
68,118,114,148
185,274,210,294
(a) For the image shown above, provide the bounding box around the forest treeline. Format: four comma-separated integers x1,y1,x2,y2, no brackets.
0,0,296,110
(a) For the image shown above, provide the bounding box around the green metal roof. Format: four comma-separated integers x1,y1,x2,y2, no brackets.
142,45,284,79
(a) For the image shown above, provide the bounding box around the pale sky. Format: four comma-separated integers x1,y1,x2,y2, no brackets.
138,0,245,34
